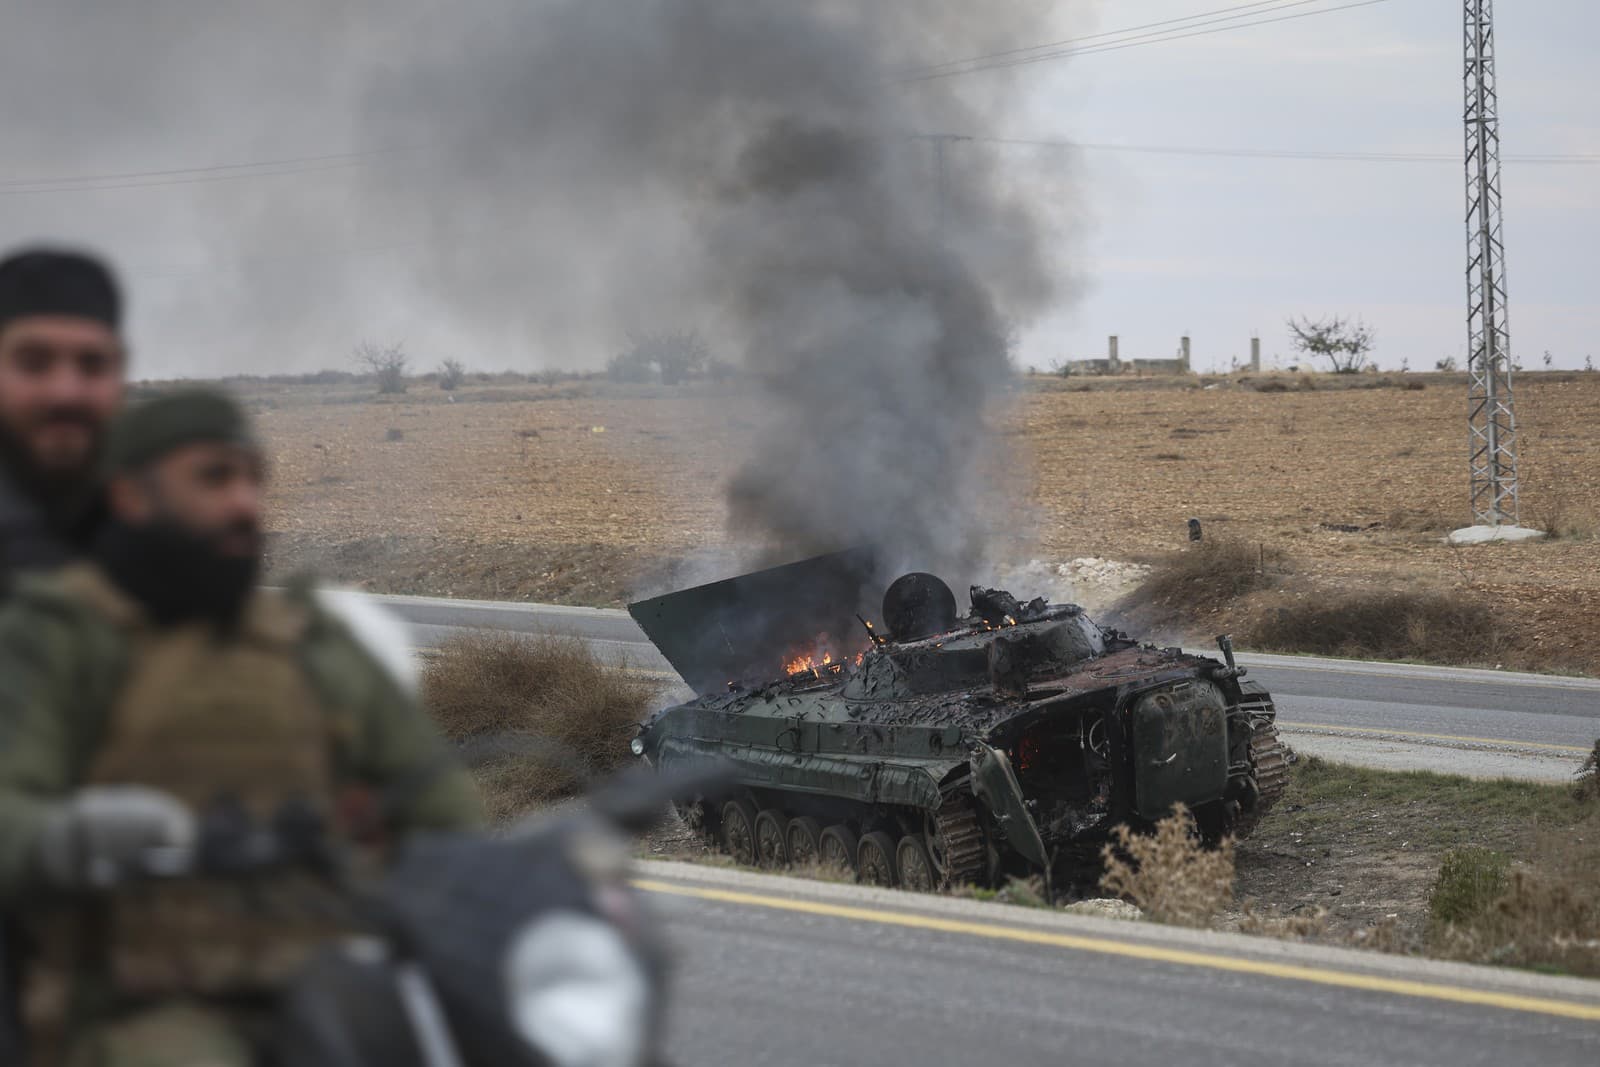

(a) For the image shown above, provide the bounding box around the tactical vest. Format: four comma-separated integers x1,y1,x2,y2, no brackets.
28,564,350,1014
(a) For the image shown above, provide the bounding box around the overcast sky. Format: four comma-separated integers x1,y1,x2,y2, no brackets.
0,0,1592,377
1010,0,1598,371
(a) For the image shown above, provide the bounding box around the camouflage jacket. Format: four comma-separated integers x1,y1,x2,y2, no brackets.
0,566,482,901
0,474,89,598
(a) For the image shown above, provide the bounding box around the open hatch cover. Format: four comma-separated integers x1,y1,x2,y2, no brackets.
628,549,880,695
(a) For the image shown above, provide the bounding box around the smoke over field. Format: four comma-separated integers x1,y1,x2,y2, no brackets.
353,1,1069,575
1,1,1074,578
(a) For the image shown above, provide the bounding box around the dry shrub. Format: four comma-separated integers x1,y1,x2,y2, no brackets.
422,630,657,819
1531,489,1597,541
1347,915,1413,955
995,876,1050,909
1100,805,1234,927
1245,588,1507,665
1429,811,1600,976
1108,539,1284,633
1238,901,1329,941
784,859,859,886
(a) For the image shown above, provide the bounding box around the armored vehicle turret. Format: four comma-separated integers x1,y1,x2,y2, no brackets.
629,551,1287,889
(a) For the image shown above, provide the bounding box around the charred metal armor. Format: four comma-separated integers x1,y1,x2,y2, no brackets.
630,553,1287,889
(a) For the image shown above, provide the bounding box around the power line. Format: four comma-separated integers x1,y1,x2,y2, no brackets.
910,0,1394,80
0,147,401,190
9,128,1594,206
901,0,1329,79
900,0,1394,82
0,155,402,198
966,135,1600,165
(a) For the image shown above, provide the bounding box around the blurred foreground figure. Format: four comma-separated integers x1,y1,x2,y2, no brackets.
0,389,481,1066
0,246,125,1065
0,248,124,589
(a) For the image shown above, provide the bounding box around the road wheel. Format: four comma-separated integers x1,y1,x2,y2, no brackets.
896,835,938,892
721,800,760,866
857,831,899,887
754,809,790,868
786,817,824,865
817,825,858,875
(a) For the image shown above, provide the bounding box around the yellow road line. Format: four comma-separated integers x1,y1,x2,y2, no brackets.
1278,721,1592,754
633,878,1600,1022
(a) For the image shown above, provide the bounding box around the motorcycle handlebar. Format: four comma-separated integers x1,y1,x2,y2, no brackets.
110,760,736,887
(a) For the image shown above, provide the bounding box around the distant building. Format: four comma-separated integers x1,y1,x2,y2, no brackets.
1062,335,1193,376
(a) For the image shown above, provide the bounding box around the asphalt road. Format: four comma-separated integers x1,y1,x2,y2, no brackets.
642,861,1600,1067
378,593,1600,779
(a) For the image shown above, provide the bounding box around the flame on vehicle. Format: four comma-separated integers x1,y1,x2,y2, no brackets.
785,650,834,676
783,635,866,679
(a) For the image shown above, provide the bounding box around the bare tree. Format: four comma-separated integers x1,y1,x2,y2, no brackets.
609,330,711,385
1286,316,1375,374
438,357,467,391
353,341,409,394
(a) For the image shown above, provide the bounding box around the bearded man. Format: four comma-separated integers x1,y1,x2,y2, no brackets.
0,389,481,1066
0,249,124,590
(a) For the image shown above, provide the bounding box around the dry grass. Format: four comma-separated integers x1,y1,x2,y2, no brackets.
1243,587,1507,665
1111,534,1511,667
1237,901,1329,941
1346,916,1413,955
953,876,1051,909
421,630,657,820
1428,808,1600,976
1382,506,1455,533
1530,488,1598,542
1100,805,1235,928
1106,539,1283,634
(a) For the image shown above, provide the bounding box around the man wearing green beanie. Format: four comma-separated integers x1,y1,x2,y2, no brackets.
0,389,482,1065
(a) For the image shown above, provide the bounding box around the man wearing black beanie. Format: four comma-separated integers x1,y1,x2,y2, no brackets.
0,248,123,1061
0,247,125,590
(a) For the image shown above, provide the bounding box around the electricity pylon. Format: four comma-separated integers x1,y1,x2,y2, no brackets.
1464,0,1518,525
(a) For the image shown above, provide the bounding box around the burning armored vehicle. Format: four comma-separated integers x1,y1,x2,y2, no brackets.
628,551,1287,889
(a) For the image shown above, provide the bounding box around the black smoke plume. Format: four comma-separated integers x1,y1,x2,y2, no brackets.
1,1,1072,580
361,1,1067,576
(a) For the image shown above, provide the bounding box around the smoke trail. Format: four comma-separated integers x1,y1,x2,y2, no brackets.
0,1,1074,579
357,1,1070,578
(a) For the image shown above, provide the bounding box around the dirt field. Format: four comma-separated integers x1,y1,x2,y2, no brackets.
251,370,1600,671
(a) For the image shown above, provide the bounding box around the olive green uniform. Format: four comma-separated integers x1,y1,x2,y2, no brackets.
0,564,482,1065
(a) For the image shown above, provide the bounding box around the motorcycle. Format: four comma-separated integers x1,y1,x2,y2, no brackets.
95,766,704,1067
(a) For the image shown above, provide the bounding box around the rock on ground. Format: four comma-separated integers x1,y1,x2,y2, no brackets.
1446,524,1546,545
1061,898,1143,921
